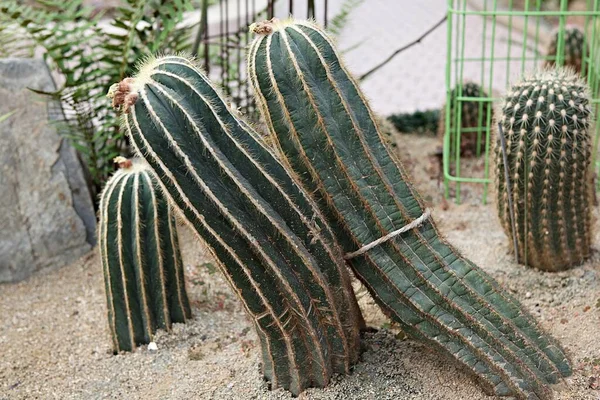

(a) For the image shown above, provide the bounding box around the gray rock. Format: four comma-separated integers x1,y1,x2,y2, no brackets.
0,58,96,283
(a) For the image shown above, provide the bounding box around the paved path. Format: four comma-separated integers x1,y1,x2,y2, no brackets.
334,0,546,115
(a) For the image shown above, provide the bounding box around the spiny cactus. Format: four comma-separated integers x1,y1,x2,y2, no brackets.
439,82,491,157
109,55,362,395
98,157,191,353
248,18,572,399
495,69,593,271
544,26,587,75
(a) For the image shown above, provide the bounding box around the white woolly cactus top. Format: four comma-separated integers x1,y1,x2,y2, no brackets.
112,156,150,174
249,17,324,36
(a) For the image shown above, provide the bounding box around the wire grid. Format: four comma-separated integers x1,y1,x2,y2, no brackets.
444,0,600,203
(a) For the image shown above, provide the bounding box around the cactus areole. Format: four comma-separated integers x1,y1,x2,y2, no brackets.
112,55,362,395
248,18,572,399
495,69,593,271
98,158,191,353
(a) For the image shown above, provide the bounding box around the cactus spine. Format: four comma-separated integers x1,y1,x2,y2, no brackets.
544,26,587,75
248,18,572,399
495,69,593,271
111,55,362,395
439,82,490,156
99,157,191,353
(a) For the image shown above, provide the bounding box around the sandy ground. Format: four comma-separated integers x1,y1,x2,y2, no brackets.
1,132,600,400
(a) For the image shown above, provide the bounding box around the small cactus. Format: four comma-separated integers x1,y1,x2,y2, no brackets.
544,26,587,75
110,55,362,395
439,82,491,157
98,157,191,353
495,69,593,271
248,18,572,399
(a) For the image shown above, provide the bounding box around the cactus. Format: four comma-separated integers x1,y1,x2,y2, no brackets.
439,82,491,157
544,26,587,75
109,55,362,395
98,157,192,353
248,18,572,399
495,69,593,271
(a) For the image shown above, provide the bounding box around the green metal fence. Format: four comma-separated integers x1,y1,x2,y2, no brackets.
444,0,600,203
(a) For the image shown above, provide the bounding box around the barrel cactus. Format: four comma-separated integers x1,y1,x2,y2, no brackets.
544,26,587,75
108,55,362,395
98,157,191,353
439,82,491,157
248,18,572,399
495,69,593,271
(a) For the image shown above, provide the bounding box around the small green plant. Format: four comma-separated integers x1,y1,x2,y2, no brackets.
0,0,192,197
248,18,572,399
98,157,191,353
544,25,587,75
440,82,491,157
495,69,593,271
111,55,362,394
387,109,440,134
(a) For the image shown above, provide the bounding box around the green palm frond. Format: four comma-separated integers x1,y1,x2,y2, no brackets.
0,0,193,197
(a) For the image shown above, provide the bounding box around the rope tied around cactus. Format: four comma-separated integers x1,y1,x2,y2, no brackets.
344,209,432,260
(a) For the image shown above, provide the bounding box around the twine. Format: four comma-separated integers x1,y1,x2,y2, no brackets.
344,208,432,260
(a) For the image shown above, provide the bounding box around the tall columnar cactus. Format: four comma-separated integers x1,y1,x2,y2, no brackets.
98,157,192,353
544,26,587,75
108,55,362,395
248,18,572,399
495,69,593,271
439,82,490,156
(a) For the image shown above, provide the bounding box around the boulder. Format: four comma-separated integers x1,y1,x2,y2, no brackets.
0,58,96,283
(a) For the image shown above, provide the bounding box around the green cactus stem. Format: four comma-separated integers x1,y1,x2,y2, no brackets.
248,18,572,400
98,157,191,353
439,82,491,157
544,26,587,75
495,69,593,271
110,55,362,395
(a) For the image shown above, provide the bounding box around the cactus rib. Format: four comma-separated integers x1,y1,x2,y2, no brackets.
115,55,361,394
98,159,192,352
248,18,572,399
495,69,593,271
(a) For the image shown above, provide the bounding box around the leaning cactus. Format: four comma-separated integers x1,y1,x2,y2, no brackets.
495,69,593,271
109,55,362,395
248,18,571,399
544,26,587,75
439,82,490,157
98,157,191,353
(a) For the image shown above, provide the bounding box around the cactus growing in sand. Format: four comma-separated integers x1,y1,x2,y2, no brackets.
544,26,587,75
439,82,491,156
99,157,191,353
247,18,572,399
108,55,362,395
495,69,593,271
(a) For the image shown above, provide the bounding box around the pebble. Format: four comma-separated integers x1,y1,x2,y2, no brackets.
148,342,158,352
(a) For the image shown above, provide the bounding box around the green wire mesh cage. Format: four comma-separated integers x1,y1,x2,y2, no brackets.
443,0,600,203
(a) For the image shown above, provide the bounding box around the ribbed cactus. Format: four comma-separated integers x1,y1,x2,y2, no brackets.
98,157,191,353
544,26,587,75
439,82,490,156
495,69,593,271
109,55,362,395
248,18,572,399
